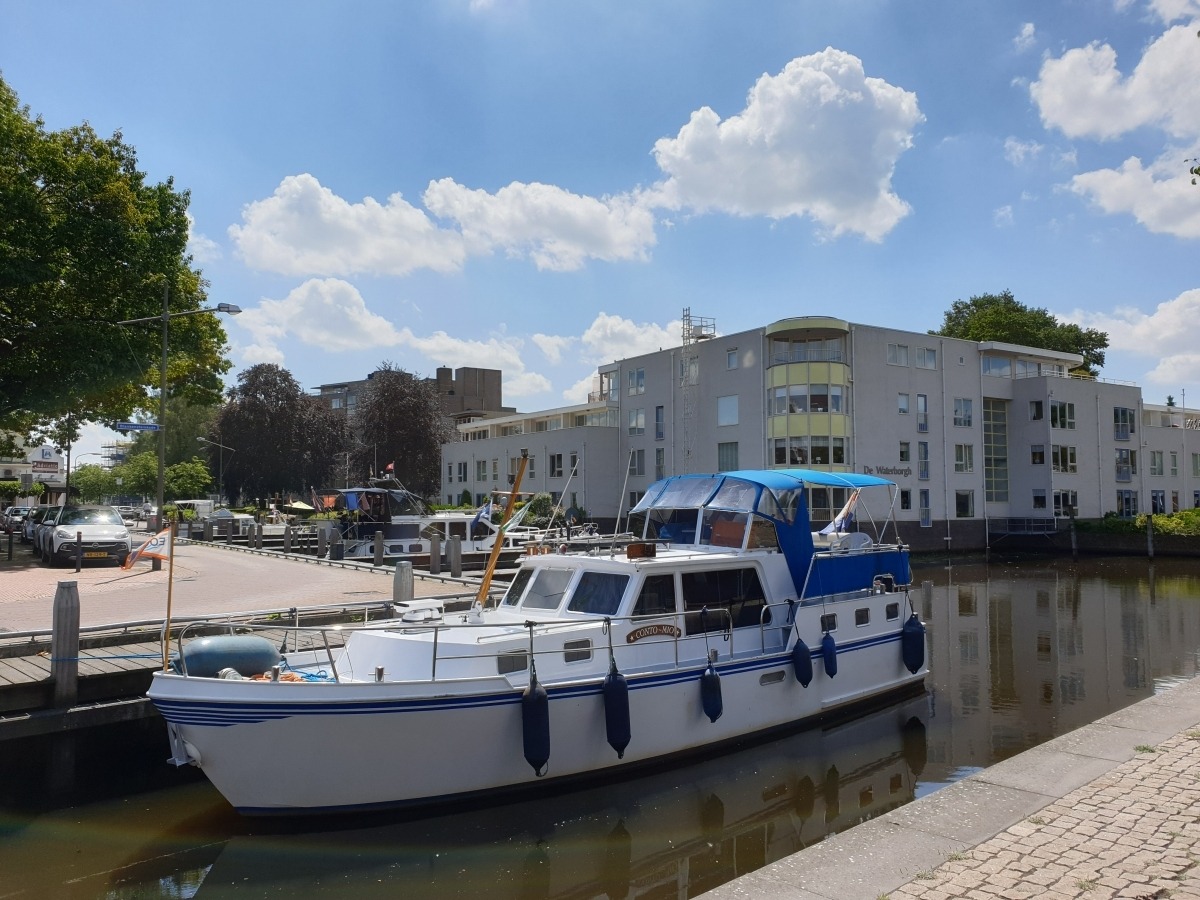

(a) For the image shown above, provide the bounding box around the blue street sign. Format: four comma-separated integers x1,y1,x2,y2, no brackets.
116,422,161,432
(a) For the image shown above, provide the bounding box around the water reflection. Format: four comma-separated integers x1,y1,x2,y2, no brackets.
1,557,1197,898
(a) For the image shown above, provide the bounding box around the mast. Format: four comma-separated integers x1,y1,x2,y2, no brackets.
475,451,529,607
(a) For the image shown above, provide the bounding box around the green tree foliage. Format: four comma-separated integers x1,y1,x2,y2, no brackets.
69,463,115,503
112,451,159,499
212,364,347,502
0,75,231,445
930,290,1108,375
352,363,454,500
125,397,219,466
165,457,213,500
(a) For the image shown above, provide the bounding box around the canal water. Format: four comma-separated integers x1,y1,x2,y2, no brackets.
2,556,1198,899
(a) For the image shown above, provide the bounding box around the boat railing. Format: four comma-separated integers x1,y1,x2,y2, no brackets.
165,602,803,684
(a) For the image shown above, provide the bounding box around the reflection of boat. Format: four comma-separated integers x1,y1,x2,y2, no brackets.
162,694,932,899
314,478,542,559
149,468,927,814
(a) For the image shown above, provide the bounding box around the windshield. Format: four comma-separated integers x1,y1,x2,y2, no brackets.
58,508,122,527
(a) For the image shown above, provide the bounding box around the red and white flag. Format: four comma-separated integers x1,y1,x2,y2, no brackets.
123,528,172,569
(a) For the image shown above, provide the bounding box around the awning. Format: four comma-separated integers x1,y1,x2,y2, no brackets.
285,500,314,510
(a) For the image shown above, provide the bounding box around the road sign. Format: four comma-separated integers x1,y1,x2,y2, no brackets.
116,422,161,432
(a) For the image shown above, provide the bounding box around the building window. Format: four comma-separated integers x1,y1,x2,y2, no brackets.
899,441,911,463
1050,400,1075,430
768,386,787,416
628,449,645,477
726,349,738,369
628,408,645,435
983,398,1009,502
771,437,787,466
627,368,645,395
954,444,974,473
916,394,929,432
457,462,467,483
331,396,343,409
1116,489,1138,517
1116,448,1136,482
1151,490,1166,514
447,463,453,483
1170,452,1178,477
1030,400,1043,421
1172,490,1180,513
953,398,973,427
629,490,644,509
549,454,563,478
1114,406,1135,440
1054,490,1078,516
492,458,499,481
569,452,578,476
655,447,665,480
955,490,975,518
1031,444,1045,465
919,489,931,527
918,442,930,481
916,347,937,369
717,442,739,472
897,393,909,415
981,355,1011,378
655,406,665,440
789,384,808,413
809,384,830,412
475,460,488,481
1033,489,1047,509
809,436,830,465
717,395,738,427
900,490,911,510
887,343,909,366
1051,445,1077,474
1150,450,1164,477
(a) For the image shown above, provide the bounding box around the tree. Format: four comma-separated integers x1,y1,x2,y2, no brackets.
112,451,159,499
70,463,115,503
351,363,454,500
211,364,347,502
0,75,231,449
125,397,220,466
930,291,1108,375
165,457,213,500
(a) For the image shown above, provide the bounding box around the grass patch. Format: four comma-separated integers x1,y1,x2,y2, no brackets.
1135,744,1159,753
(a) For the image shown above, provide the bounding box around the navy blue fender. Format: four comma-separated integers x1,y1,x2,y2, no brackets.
901,612,926,674
603,662,631,758
522,671,550,775
791,637,813,687
821,632,837,679
700,663,723,723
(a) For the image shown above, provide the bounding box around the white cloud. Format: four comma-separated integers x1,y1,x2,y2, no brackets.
994,205,1014,227
229,174,467,276
234,278,553,397
579,312,683,363
531,333,574,364
1013,22,1036,53
1063,288,1200,387
423,179,657,271
186,213,221,263
1142,0,1200,23
646,48,923,241
1068,151,1200,238
1030,26,1200,141
1003,137,1043,166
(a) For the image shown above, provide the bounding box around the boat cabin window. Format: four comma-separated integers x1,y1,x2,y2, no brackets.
396,523,421,539
501,568,533,606
633,574,677,617
886,602,900,621
517,568,574,611
855,608,870,626
820,613,837,632
563,639,593,663
646,508,699,544
681,567,769,635
702,510,748,548
747,517,780,550
497,651,528,674
566,572,629,616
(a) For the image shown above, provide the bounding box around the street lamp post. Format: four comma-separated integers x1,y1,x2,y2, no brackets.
197,436,235,505
118,285,240,566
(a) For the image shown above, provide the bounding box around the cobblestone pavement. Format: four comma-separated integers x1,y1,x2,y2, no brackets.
887,725,1200,900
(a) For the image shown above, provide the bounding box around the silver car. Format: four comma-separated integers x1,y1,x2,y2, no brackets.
41,505,131,567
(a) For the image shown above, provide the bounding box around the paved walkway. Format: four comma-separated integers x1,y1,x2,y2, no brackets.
0,534,476,634
704,674,1200,900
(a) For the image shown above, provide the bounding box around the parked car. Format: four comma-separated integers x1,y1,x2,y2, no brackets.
116,505,138,524
25,505,59,547
40,505,131,567
2,506,31,534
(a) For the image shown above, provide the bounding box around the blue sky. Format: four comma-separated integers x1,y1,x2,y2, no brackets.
4,1,1200,458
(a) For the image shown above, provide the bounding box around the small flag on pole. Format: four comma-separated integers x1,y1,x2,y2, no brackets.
124,528,172,569
385,461,395,473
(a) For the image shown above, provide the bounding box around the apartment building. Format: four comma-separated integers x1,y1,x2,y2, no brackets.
441,315,1200,549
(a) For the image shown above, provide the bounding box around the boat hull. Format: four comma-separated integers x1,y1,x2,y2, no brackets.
150,631,924,814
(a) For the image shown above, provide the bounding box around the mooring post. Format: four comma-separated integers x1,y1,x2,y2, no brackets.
448,536,462,578
394,560,414,604
373,531,384,566
1147,515,1155,560
428,534,441,574
317,528,327,559
283,525,293,554
51,580,80,708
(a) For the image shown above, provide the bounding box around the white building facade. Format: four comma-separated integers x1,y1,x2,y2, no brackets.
441,316,1200,550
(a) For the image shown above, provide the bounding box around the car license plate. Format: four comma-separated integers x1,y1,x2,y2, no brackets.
83,551,108,558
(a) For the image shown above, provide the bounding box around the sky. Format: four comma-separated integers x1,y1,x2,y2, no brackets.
4,0,1200,459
